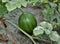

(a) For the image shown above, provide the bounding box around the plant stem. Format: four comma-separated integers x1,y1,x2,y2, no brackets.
33,37,50,43
5,20,36,44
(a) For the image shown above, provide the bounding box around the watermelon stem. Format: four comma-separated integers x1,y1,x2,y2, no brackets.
5,20,36,44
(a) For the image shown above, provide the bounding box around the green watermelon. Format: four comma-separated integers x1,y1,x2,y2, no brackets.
18,13,37,34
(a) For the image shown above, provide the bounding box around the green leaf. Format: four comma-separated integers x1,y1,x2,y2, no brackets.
44,29,52,35
30,0,38,3
58,0,60,2
33,26,44,36
58,3,60,12
49,2,57,9
5,0,18,11
2,0,9,2
19,0,27,7
39,0,49,3
53,0,58,2
0,4,7,18
16,2,21,8
43,8,54,21
0,0,2,4
57,37,60,44
30,0,38,6
5,0,27,11
40,21,53,35
49,31,60,41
